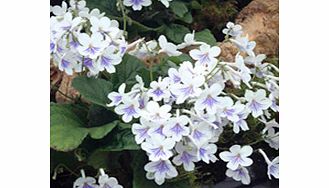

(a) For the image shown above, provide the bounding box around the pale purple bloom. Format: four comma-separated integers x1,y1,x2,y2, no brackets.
123,0,152,11
114,97,141,122
189,44,221,70
98,173,123,188
189,122,212,146
73,170,97,188
168,68,181,84
132,118,154,144
97,46,122,73
141,101,171,123
172,142,198,171
77,33,108,59
141,136,175,161
230,35,256,57
258,149,279,180
232,106,250,134
197,143,218,164
219,145,253,170
144,160,178,185
163,115,190,142
222,22,243,37
147,77,171,101
245,89,272,118
107,83,126,107
225,166,251,185
195,83,223,114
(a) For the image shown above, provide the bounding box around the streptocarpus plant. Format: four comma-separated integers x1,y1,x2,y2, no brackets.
107,22,279,185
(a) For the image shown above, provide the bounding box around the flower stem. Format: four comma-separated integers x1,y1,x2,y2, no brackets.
117,0,127,37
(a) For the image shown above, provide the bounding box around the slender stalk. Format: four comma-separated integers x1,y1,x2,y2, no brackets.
117,0,127,37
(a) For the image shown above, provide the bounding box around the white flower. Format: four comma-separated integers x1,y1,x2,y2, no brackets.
219,145,253,170
177,31,205,49
159,0,172,8
97,46,122,73
83,57,100,75
158,35,182,56
189,122,212,146
77,33,108,59
141,136,175,161
189,44,221,70
217,97,243,122
244,54,266,66
79,8,106,19
141,101,171,122
70,0,87,11
172,142,198,171
123,0,152,11
147,77,171,101
147,120,168,139
258,149,279,180
132,118,154,144
168,68,181,84
163,114,190,142
225,166,251,185
98,173,123,188
245,89,271,118
235,53,252,85
197,143,218,163
107,83,126,107
51,1,67,17
232,106,250,134
195,83,223,114
264,128,279,150
230,35,256,57
90,16,120,37
144,160,178,185
59,12,82,33
114,96,141,122
73,170,97,188
53,51,80,75
222,22,243,37
170,71,205,104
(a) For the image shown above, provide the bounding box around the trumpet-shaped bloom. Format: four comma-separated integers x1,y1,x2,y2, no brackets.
189,44,221,70
230,35,256,57
219,145,253,170
144,160,178,185
90,16,120,36
77,33,108,59
222,22,243,37
232,107,250,133
158,35,182,56
245,89,271,118
73,170,97,188
141,136,175,161
171,72,205,104
225,166,251,185
141,101,171,122
97,46,122,73
163,115,190,142
114,97,141,122
147,77,171,101
189,122,212,146
123,0,152,11
51,1,67,16
132,118,154,144
172,142,198,171
258,149,279,180
197,143,218,163
98,174,123,188
195,83,223,114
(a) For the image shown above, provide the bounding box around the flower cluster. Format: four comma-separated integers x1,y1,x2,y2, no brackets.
123,0,174,11
73,169,123,188
50,0,128,76
108,22,279,185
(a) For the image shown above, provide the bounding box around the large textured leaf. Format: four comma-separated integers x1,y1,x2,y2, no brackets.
110,54,148,90
72,76,113,107
51,104,119,151
165,24,190,44
195,29,217,46
170,1,188,18
88,121,118,139
102,123,140,151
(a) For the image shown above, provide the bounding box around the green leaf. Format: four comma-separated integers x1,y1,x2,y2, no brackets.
85,0,120,16
110,54,148,90
165,24,190,44
51,104,89,152
88,121,118,139
51,104,119,151
178,12,193,24
102,123,140,151
170,1,188,18
72,76,113,107
167,54,193,64
87,150,122,170
195,29,218,46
